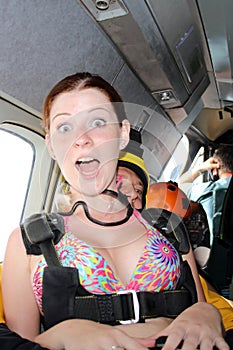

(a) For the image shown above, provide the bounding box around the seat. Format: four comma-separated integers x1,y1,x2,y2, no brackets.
204,176,233,299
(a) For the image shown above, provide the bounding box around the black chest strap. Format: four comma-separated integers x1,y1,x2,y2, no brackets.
42,262,196,329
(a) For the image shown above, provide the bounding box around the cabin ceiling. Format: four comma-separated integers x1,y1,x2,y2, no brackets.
1,0,233,178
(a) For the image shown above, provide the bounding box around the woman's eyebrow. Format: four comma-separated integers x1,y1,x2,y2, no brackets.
51,112,71,122
88,106,112,113
137,180,144,188
51,107,111,122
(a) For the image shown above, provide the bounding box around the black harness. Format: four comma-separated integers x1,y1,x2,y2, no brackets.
21,212,197,330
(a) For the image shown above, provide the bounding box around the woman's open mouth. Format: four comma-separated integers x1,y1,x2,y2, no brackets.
76,157,100,176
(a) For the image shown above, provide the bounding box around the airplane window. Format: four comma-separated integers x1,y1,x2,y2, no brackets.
160,135,189,182
178,146,205,195
190,146,205,184
0,129,34,260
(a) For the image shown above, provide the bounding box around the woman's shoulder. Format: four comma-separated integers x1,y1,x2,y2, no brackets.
3,226,28,265
7,226,23,247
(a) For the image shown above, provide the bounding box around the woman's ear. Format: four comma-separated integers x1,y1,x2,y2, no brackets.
120,119,130,149
45,133,56,160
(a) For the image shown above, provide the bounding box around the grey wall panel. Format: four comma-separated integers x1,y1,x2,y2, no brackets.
0,0,124,112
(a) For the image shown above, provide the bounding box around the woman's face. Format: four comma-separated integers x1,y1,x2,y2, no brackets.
117,166,144,210
46,87,130,196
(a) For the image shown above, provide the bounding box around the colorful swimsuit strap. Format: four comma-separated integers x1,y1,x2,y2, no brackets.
63,215,69,232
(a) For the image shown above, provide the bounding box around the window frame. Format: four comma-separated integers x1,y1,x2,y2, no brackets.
0,96,57,220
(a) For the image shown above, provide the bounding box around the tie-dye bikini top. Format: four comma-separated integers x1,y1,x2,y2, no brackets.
33,211,181,314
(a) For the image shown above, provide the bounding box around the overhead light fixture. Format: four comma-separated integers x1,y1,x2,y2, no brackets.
79,0,128,21
95,0,110,10
152,89,177,106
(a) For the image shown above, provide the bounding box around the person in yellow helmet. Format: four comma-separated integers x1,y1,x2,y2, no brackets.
117,128,149,210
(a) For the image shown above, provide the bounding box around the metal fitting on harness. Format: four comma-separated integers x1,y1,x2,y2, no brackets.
117,290,140,324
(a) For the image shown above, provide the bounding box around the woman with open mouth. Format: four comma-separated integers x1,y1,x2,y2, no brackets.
2,72,229,350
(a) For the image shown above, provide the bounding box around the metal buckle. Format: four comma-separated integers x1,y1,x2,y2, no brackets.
117,289,140,324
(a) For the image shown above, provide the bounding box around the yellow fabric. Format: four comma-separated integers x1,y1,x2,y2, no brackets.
200,275,233,331
0,264,5,323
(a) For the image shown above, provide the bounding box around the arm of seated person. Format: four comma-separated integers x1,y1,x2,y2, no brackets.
153,302,229,350
35,319,156,350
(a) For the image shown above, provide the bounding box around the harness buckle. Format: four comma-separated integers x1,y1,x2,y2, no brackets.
117,289,140,324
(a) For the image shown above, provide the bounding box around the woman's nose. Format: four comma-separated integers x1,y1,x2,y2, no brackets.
75,131,92,147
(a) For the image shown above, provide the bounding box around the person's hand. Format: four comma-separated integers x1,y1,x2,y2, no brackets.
153,302,229,349
35,319,156,350
179,156,220,183
198,157,219,173
116,317,172,338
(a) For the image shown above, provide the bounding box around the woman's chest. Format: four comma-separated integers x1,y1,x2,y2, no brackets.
32,228,180,294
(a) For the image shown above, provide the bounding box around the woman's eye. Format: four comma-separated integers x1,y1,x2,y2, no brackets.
91,119,105,128
57,123,73,133
135,188,143,196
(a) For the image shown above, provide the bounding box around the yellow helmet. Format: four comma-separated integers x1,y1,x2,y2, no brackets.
118,150,150,209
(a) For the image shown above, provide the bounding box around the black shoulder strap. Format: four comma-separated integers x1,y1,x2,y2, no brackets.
21,212,65,267
141,208,191,254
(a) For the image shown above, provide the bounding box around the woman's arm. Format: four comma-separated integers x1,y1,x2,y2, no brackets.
2,227,41,340
35,319,156,350
179,157,219,184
